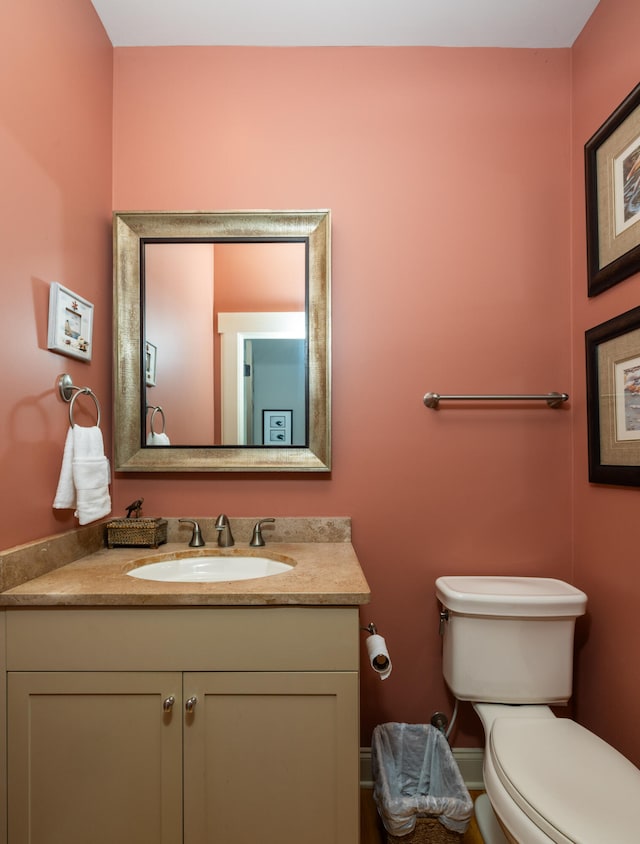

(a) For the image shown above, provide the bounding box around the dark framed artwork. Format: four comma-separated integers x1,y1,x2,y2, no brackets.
585,81,640,296
262,410,292,445
586,305,640,485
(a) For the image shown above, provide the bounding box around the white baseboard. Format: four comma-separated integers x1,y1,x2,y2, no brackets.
360,746,484,790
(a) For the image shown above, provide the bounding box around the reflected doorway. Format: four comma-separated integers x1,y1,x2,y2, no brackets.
219,312,306,445
244,338,306,445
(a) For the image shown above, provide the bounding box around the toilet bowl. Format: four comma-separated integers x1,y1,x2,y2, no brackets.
435,576,640,844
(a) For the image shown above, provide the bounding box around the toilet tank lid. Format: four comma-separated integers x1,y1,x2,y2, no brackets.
435,576,587,617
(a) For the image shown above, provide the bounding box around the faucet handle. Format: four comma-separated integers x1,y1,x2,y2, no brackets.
249,518,275,547
179,519,205,547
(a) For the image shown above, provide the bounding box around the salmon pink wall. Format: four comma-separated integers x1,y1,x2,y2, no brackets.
145,244,215,444
214,242,305,312
571,0,640,766
0,0,112,549
112,46,573,746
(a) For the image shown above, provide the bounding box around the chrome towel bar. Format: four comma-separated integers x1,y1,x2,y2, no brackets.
423,391,569,409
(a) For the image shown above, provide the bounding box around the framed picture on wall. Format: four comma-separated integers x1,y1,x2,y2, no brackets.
145,341,157,386
263,410,292,445
47,282,94,361
586,305,640,485
585,81,640,296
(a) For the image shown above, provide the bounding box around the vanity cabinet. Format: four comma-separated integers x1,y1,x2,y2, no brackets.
3,607,360,844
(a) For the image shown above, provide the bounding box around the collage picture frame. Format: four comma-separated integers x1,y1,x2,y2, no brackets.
47,282,94,362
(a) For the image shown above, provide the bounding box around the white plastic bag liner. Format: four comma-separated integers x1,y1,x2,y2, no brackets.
372,723,474,836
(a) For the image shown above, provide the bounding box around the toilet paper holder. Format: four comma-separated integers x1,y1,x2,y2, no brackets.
361,622,391,674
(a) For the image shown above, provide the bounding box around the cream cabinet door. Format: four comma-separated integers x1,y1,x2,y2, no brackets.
7,672,182,844
183,671,359,844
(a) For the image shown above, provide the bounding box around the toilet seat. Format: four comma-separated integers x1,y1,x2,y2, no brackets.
490,718,640,844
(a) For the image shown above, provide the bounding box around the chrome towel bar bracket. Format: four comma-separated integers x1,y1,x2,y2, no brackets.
423,391,569,409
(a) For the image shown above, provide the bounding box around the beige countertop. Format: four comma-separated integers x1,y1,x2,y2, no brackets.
0,541,371,607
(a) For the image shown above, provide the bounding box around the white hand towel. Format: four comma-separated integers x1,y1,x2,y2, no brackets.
53,427,76,509
53,426,112,525
146,431,171,445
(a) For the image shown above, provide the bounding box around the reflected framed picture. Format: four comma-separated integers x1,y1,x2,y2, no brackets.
47,282,93,361
586,305,640,485
145,341,157,386
586,81,640,296
263,410,292,445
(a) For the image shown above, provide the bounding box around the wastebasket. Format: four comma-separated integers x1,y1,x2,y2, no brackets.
372,723,473,844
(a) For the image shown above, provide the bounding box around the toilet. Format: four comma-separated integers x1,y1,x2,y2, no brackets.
435,575,640,844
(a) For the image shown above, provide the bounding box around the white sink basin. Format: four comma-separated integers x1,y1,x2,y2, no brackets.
127,554,294,583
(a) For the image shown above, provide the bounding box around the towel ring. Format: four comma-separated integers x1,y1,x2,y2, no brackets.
148,405,166,435
58,374,101,427
69,388,101,428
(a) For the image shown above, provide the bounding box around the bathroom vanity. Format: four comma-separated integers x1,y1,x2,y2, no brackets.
0,520,370,844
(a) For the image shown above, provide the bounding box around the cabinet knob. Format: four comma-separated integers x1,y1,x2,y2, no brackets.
162,696,175,712
185,696,197,713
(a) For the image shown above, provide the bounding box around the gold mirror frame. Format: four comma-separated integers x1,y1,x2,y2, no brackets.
113,210,331,472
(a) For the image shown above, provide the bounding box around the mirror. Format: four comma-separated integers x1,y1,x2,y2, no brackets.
113,210,331,472
144,242,306,446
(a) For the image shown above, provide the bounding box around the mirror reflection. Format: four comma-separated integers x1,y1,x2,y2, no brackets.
113,210,331,473
143,241,307,446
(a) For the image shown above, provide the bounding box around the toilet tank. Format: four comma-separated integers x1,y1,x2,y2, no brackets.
435,576,587,704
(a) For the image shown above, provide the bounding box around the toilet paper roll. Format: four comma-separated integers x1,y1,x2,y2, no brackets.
367,634,392,680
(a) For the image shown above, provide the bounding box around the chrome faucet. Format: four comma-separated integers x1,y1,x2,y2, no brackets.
214,513,234,547
179,518,205,547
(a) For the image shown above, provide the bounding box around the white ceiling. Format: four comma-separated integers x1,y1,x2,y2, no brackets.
90,0,600,49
